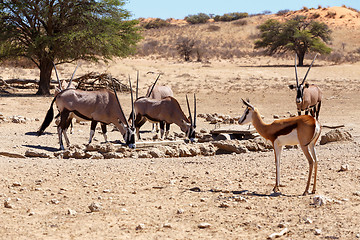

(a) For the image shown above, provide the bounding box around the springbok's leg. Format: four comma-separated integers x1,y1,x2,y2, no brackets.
89,121,98,144
300,145,314,195
308,142,318,194
160,121,165,139
101,123,108,143
272,142,283,193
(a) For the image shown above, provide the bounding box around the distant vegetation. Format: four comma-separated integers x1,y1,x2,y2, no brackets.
185,13,210,24
140,18,170,29
213,12,249,22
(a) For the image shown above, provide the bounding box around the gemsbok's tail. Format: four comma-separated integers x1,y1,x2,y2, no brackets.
37,97,57,136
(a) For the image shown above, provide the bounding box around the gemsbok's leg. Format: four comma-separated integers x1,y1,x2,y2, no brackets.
159,121,165,139
272,143,283,193
308,142,318,194
58,110,70,150
316,102,321,120
89,121,98,144
165,123,171,139
300,145,314,195
101,123,108,143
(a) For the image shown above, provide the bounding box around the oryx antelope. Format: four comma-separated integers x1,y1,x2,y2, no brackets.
37,76,136,150
145,75,174,133
132,94,196,142
289,54,322,120
238,99,321,195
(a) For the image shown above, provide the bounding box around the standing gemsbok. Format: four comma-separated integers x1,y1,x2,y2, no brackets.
37,72,136,150
289,54,322,120
238,99,321,195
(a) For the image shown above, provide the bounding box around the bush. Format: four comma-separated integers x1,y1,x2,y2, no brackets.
185,13,210,24
232,20,248,26
141,18,170,29
276,9,290,16
207,25,221,32
213,12,248,22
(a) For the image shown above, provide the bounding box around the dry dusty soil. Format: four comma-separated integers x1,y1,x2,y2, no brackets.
0,58,360,239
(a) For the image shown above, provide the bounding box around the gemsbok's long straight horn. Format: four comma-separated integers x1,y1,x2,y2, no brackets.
193,93,197,128
295,54,299,87
146,74,161,98
67,63,80,89
186,94,193,126
129,75,135,128
111,77,128,127
136,70,139,99
301,53,318,85
53,62,62,91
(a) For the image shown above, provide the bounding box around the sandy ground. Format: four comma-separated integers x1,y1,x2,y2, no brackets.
0,58,360,239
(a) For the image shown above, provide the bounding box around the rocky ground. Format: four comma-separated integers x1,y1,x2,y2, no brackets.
0,58,359,239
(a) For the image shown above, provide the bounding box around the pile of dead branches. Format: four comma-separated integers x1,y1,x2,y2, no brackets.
74,72,130,92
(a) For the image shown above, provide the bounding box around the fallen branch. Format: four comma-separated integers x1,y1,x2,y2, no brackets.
322,124,345,129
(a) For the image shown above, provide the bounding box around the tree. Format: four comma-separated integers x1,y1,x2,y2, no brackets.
254,16,332,66
0,0,141,95
176,37,196,61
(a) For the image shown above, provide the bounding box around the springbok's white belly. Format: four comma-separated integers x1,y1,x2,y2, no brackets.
275,129,299,146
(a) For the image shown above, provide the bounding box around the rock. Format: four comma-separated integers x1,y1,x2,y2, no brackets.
50,199,60,205
268,228,288,239
163,146,179,157
163,223,172,228
213,140,248,154
339,164,349,172
138,151,152,158
304,218,313,224
178,145,192,157
199,144,216,156
103,189,111,193
313,195,329,206
219,202,230,208
273,115,279,119
198,222,211,229
320,129,352,145
89,202,102,212
177,208,185,214
200,128,208,133
214,133,231,141
25,149,51,158
136,224,145,230
67,209,77,216
4,199,14,209
353,191,360,196
314,229,322,235
149,148,165,158
102,152,123,159
12,182,21,187
87,152,105,159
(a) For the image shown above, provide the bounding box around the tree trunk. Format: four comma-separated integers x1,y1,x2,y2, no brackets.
297,53,305,66
36,59,53,95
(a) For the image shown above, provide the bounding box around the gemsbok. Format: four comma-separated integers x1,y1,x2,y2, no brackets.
238,99,321,195
289,54,322,120
131,94,196,142
37,74,136,150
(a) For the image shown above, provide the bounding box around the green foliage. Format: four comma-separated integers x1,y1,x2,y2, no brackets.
0,0,142,94
141,18,170,29
185,13,210,24
254,16,332,65
213,12,248,22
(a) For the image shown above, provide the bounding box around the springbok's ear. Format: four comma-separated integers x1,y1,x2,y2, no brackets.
289,84,295,89
304,83,309,88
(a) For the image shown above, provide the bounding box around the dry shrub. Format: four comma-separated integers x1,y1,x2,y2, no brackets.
232,20,248,26
207,25,221,32
1,57,36,69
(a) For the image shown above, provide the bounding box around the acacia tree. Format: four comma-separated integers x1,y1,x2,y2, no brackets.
0,0,141,95
254,16,332,66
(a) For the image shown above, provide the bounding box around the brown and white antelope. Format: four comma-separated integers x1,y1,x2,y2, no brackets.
289,54,322,120
238,99,321,195
37,75,136,150
131,94,196,142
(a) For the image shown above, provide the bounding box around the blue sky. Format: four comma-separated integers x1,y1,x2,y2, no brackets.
125,0,360,19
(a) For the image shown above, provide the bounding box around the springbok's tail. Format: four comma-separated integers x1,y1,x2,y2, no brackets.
37,98,56,136
305,120,321,146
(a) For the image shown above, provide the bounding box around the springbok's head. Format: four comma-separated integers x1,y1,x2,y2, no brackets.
53,62,79,94
238,98,255,125
288,54,317,104
185,94,197,142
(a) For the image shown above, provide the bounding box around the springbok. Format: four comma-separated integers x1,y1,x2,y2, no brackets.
238,99,321,195
288,54,322,120
132,94,196,142
37,76,136,150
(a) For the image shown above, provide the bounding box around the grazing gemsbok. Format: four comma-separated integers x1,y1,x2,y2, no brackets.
238,99,321,195
132,93,197,142
145,74,174,133
289,54,322,120
37,75,136,150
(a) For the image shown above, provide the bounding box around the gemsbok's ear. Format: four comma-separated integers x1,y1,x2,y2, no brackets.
289,84,295,89
304,83,310,88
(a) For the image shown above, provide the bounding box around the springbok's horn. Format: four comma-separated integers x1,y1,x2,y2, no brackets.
295,54,299,87
186,94,193,126
242,98,255,110
129,75,135,128
193,93,196,128
301,53,318,85
136,71,139,99
111,77,128,127
53,62,62,91
146,74,160,98
66,63,79,89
